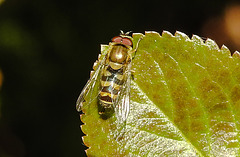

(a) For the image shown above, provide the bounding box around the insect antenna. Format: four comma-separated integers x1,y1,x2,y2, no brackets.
120,30,132,36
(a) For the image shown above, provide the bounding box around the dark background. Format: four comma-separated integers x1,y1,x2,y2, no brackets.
0,0,239,157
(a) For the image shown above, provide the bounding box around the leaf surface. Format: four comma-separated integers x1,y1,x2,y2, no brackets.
80,31,240,157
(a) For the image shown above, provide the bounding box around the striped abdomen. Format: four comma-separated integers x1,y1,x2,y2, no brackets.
98,45,129,118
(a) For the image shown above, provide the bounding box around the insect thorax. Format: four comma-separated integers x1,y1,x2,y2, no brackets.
109,44,132,64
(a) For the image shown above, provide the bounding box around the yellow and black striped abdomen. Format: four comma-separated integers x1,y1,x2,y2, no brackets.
98,61,126,118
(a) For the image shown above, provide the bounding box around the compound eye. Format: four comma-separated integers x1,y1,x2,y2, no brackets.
122,37,133,46
111,36,123,43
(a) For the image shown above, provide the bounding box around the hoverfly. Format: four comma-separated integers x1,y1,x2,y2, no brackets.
76,31,141,122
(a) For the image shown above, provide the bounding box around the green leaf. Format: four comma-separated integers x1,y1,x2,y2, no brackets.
80,31,240,156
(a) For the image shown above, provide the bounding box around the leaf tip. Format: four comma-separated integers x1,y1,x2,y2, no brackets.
220,45,232,55
144,31,161,39
232,51,240,58
191,34,204,45
132,32,144,38
175,31,190,41
145,31,159,35
205,38,219,50
162,30,174,38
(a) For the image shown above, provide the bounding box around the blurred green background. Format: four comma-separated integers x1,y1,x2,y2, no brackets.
0,0,240,157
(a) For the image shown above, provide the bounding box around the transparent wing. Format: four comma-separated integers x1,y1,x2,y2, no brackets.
76,56,106,112
114,62,132,122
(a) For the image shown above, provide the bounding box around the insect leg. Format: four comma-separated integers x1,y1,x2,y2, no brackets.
132,36,143,59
